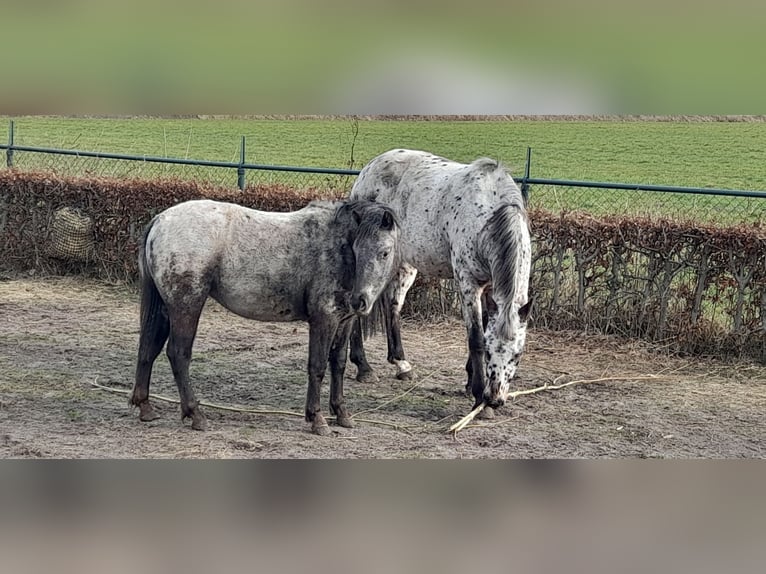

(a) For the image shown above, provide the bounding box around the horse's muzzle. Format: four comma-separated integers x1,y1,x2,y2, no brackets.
484,394,506,409
350,294,369,315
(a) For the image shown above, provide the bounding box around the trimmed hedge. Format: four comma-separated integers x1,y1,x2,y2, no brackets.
0,170,342,280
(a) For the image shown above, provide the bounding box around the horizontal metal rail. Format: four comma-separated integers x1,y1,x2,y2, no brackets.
2,140,765,199
523,177,766,199
0,143,360,176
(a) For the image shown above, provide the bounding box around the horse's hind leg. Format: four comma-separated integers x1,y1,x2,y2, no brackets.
386,263,418,380
349,319,378,383
132,320,169,422
329,319,354,428
166,303,207,431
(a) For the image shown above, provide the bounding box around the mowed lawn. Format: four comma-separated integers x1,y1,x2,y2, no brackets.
2,116,765,222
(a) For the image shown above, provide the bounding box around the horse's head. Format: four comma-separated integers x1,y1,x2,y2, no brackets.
338,201,401,316
483,298,532,408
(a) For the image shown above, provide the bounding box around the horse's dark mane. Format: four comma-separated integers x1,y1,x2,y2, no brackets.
471,157,524,201
470,157,500,172
334,200,401,242
482,201,528,338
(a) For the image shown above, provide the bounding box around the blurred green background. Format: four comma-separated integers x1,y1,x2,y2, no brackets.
1,0,764,114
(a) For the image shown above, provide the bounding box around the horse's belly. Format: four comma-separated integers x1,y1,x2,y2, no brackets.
211,290,306,322
409,256,452,278
402,236,453,278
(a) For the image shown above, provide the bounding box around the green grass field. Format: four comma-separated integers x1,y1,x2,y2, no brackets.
2,116,765,223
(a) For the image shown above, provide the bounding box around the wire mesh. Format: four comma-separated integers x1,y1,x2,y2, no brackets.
528,183,766,225
5,148,765,224
10,149,358,195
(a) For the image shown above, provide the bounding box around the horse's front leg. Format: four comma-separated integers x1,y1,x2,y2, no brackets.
464,289,495,394
458,280,487,409
349,318,377,383
329,318,354,428
306,317,338,436
386,263,418,380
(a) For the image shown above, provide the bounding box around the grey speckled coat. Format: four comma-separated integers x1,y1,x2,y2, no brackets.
349,149,531,408
130,199,401,436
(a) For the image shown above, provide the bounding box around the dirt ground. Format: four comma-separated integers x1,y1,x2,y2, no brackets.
0,276,763,458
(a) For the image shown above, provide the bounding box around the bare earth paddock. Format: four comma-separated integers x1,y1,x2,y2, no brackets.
0,277,763,458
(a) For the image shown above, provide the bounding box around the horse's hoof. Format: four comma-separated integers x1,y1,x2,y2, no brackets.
190,411,207,431
396,370,414,381
138,401,160,422
356,370,379,384
335,414,354,429
477,407,495,420
310,414,331,436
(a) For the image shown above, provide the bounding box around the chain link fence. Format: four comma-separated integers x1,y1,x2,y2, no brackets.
3,140,766,224
527,182,766,225
8,148,357,195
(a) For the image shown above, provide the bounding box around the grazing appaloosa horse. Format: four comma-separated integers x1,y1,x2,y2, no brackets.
348,149,532,411
130,199,401,436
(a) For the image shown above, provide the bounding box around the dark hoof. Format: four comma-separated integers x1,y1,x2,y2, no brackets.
396,370,414,381
356,369,379,384
189,410,207,431
335,414,354,429
137,401,160,422
311,414,331,436
477,407,495,420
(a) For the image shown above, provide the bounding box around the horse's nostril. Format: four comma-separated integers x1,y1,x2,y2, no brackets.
484,395,505,409
352,296,367,313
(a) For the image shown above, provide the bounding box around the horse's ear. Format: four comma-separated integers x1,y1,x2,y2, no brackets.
519,297,533,322
338,202,362,225
380,210,394,230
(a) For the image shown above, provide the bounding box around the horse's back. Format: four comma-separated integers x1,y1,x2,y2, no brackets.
144,200,325,319
351,149,462,203
351,149,523,276
352,149,521,221
146,200,233,272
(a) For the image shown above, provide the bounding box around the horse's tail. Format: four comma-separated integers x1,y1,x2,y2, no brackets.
482,202,532,338
136,218,170,357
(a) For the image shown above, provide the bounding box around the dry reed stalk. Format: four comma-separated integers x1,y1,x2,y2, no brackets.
448,373,666,436
90,379,413,431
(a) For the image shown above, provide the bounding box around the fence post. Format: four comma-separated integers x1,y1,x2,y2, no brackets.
521,146,531,206
6,120,14,168
237,136,246,190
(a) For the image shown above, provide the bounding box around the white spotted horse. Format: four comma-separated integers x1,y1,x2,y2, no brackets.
348,149,532,411
130,199,401,436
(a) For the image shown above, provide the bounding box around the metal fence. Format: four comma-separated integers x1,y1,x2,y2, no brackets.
3,121,765,224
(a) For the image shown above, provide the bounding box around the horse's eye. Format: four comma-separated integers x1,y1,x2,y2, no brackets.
380,251,390,259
